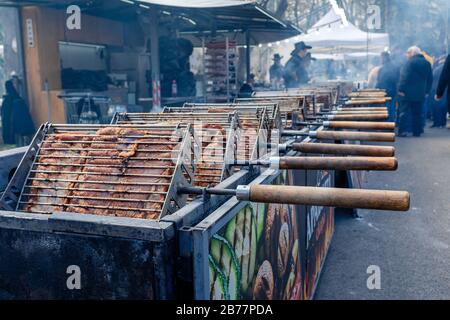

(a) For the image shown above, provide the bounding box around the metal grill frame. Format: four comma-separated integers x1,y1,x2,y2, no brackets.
182,103,279,162
0,123,201,220
112,111,242,187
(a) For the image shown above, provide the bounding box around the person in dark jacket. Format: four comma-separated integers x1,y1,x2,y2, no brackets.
435,54,450,129
269,54,284,88
1,80,16,144
430,56,448,128
397,46,433,137
376,52,400,122
3,79,35,146
238,74,255,98
283,41,312,88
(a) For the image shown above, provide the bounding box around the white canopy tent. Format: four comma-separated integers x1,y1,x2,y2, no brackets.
306,52,380,61
276,8,389,61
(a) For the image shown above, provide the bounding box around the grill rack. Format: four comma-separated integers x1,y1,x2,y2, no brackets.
180,103,276,162
235,97,307,129
112,112,241,188
0,123,201,220
240,90,338,129
180,102,280,125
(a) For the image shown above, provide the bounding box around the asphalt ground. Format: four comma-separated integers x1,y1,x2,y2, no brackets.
315,126,450,300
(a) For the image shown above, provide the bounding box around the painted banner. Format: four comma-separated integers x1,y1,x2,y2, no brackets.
208,170,306,300
304,169,335,300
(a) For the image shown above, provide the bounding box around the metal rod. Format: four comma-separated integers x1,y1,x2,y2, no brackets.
21,194,166,204
178,186,237,196
39,148,181,154
43,140,180,146
25,185,167,195
26,178,171,186
30,170,174,179
20,202,162,213
34,155,177,160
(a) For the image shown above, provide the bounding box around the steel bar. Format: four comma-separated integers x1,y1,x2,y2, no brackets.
30,170,174,179
24,185,168,195
26,177,171,186
18,202,163,213
21,194,166,204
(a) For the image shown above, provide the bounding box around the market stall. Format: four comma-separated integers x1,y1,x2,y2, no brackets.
0,0,300,128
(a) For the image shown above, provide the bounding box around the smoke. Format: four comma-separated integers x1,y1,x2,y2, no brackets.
382,0,449,56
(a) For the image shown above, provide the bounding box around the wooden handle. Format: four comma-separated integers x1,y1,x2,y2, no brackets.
315,130,396,142
249,185,410,211
348,93,387,98
279,157,398,171
293,142,395,157
331,114,389,121
335,111,389,115
339,107,388,112
327,121,395,131
346,100,388,105
349,96,391,100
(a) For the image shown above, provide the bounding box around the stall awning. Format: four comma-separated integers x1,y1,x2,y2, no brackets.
0,0,301,46
154,0,301,46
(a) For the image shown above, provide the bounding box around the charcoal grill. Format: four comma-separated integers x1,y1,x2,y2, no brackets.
0,85,410,300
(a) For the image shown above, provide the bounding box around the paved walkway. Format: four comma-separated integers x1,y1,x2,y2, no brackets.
315,126,450,300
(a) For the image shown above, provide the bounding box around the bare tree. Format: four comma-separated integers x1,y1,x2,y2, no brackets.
258,0,450,55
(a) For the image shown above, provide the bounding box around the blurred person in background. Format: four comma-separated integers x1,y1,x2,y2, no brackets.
430,56,448,128
1,79,35,146
435,54,450,129
376,52,400,122
1,80,16,145
238,73,255,98
397,46,433,137
421,50,435,130
269,54,284,89
283,41,312,88
368,64,381,88
10,78,35,146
